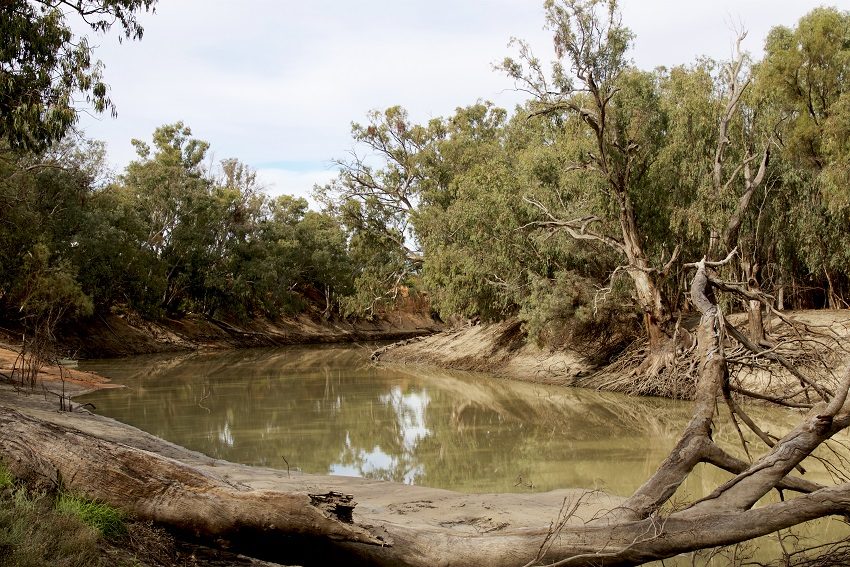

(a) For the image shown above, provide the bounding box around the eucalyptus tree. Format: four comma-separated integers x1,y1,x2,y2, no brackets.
118,122,212,313
0,0,156,151
0,138,99,327
757,7,850,307
0,137,102,381
75,181,166,315
414,102,524,321
189,158,270,318
501,0,682,354
295,210,353,318
415,102,623,345
320,106,432,264
656,37,778,343
256,195,353,318
318,106,440,316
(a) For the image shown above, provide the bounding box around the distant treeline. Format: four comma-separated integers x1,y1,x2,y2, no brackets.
1,3,849,350
0,123,404,337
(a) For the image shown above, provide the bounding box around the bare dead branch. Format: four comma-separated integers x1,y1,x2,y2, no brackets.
521,196,626,254
724,322,832,401
728,384,813,409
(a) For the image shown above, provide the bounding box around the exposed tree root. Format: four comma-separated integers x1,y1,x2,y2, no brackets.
588,339,694,398
584,303,844,406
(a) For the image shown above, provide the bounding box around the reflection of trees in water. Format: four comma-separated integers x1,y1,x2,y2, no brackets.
79,347,813,494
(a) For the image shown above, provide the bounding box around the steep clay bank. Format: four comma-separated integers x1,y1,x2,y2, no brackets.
374,311,850,396
372,319,594,385
50,309,442,359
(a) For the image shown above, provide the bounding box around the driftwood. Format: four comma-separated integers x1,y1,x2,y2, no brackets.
2,258,850,566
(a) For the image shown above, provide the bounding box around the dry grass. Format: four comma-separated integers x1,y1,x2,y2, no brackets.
0,461,289,567
0,485,105,567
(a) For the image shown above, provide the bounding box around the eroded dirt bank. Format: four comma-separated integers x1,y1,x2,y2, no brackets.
371,319,594,385
373,311,850,395
50,309,442,359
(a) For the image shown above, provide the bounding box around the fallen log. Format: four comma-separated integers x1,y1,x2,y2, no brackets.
2,398,850,567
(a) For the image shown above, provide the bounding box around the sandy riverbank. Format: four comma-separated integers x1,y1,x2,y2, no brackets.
50,309,442,359
374,310,850,397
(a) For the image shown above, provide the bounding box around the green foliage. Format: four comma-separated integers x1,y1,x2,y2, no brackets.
2,1,850,351
0,0,156,152
56,493,126,538
16,243,93,326
94,123,354,320
0,462,13,490
0,140,96,333
498,0,687,341
0,488,103,567
0,121,365,337
338,196,412,317
753,7,850,304
520,270,639,358
317,105,442,316
760,7,850,208
416,106,541,320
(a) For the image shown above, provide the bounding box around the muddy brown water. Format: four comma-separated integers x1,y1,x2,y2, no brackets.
77,344,694,494
77,344,850,562
77,345,839,494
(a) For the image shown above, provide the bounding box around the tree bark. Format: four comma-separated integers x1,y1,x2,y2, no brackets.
629,268,667,349
745,262,767,344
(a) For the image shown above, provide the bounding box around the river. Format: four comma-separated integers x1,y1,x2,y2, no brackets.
77,343,850,562
76,344,831,495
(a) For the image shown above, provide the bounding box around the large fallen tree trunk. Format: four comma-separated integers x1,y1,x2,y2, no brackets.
1,403,850,567
2,253,850,566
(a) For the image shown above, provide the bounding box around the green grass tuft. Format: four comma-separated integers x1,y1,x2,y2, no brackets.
0,462,13,490
56,493,126,538
0,488,102,567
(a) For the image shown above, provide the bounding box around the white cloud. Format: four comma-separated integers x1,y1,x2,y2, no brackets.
74,0,832,206
255,167,338,207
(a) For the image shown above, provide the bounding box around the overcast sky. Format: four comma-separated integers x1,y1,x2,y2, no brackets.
74,0,842,203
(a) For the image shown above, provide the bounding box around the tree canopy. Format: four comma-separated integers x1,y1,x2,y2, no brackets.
3,1,850,565
0,0,156,151
1,2,847,351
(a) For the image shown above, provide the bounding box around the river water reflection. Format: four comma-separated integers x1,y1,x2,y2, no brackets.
77,344,811,496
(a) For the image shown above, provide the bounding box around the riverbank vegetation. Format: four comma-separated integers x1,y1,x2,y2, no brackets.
3,0,850,565
0,459,277,566
322,3,850,356
2,1,849,365
1,460,129,566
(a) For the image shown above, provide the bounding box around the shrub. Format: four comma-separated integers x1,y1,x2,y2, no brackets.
0,488,101,567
